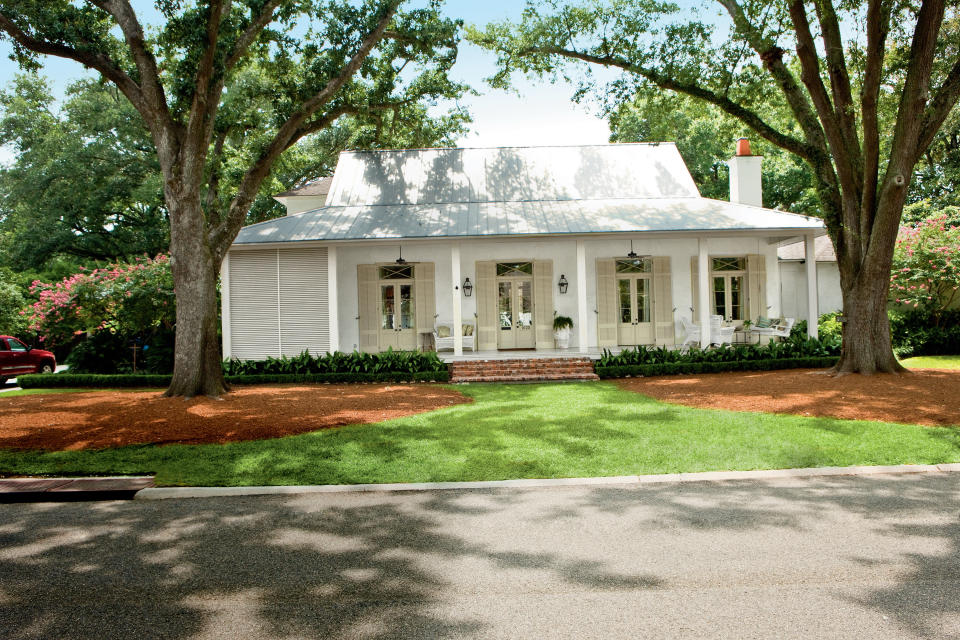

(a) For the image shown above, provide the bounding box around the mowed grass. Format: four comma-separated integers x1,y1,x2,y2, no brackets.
900,355,960,370
0,382,958,487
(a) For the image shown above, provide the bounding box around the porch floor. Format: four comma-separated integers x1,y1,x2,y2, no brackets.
436,347,632,363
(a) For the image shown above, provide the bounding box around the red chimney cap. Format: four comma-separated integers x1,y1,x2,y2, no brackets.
736,138,752,156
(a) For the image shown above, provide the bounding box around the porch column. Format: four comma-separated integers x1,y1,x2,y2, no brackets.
698,239,711,348
327,245,339,352
576,239,588,353
452,243,463,356
805,234,819,339
220,252,231,359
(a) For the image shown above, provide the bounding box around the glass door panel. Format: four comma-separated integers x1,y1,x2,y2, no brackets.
381,285,396,330
514,279,534,348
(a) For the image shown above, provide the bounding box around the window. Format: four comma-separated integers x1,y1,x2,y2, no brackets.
496,262,533,276
379,265,414,280
615,258,651,273
7,338,27,352
710,257,745,321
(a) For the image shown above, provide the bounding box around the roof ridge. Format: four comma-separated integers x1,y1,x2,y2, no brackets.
337,142,678,155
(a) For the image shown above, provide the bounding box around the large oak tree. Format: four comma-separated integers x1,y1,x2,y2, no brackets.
0,0,466,396
472,0,960,374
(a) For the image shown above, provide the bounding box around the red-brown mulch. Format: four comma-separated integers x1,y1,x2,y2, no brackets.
617,368,960,427
0,384,469,451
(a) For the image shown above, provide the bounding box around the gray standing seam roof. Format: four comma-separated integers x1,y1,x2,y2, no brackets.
235,144,824,245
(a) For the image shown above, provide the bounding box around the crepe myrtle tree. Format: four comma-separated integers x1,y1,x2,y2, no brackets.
0,0,467,396
471,0,960,374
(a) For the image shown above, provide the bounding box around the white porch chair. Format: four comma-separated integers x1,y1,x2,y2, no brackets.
750,317,795,341
710,315,735,346
432,323,475,352
680,317,700,348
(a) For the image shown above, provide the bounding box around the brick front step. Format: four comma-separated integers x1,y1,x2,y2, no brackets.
449,357,599,383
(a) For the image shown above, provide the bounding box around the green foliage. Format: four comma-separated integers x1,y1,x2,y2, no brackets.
62,328,175,375
17,370,450,389
596,335,839,369
595,357,838,379
891,212,960,318
552,315,574,330
0,268,28,335
609,93,820,215
0,75,168,269
222,349,448,376
888,308,960,358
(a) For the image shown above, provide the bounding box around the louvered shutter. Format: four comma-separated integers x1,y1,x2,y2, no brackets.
533,259,554,349
229,249,280,359
476,261,497,350
653,256,674,345
596,258,617,347
279,247,329,356
415,262,436,336
746,254,767,322
357,264,379,352
690,256,699,317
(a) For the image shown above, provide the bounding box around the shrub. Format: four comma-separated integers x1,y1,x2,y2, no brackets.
222,348,448,376
888,308,960,357
890,211,960,319
16,370,450,389
596,334,839,369
595,357,839,379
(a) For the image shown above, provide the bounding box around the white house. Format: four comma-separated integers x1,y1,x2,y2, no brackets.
222,141,826,360
778,235,842,320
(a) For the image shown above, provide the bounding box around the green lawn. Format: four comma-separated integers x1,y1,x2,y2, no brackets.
900,355,960,370
1,382,958,486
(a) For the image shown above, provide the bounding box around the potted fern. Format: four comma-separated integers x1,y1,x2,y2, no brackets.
553,315,574,349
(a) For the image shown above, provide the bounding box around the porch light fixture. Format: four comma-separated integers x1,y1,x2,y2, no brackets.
627,239,639,259
395,246,407,265
558,274,569,294
462,277,473,297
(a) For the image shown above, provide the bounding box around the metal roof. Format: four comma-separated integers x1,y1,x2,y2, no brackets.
235,144,825,245
274,176,333,198
778,235,837,261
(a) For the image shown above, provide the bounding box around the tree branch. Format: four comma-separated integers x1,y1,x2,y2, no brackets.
0,11,144,111
813,0,862,166
224,0,285,71
917,56,960,154
860,0,891,245
519,45,813,160
208,3,400,258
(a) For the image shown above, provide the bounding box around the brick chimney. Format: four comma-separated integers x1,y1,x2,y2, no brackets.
727,138,762,207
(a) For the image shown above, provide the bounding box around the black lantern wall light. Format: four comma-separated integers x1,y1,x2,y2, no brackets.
558,274,569,294
462,277,473,297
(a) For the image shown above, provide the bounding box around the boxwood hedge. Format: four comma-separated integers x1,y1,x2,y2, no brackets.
17,370,450,389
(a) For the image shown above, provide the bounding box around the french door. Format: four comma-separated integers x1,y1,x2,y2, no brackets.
497,278,535,349
616,275,654,345
379,282,417,350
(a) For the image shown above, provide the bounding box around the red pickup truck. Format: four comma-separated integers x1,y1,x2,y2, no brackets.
0,336,56,384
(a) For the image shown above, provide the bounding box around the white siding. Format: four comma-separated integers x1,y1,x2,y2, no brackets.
279,247,330,356
779,261,843,320
228,249,280,360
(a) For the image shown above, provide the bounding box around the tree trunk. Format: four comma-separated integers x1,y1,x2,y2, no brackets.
165,195,228,397
834,243,906,376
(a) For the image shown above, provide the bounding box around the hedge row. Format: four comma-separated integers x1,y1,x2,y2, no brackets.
595,357,839,379
17,370,450,389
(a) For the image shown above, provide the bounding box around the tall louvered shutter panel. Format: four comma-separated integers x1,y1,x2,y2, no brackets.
278,247,329,356
476,261,497,351
357,264,379,352
746,254,767,322
653,256,675,345
414,262,435,335
596,258,617,347
533,259,554,349
228,249,280,359
690,256,699,317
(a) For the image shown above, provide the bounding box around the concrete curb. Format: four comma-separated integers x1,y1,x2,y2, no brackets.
0,476,154,502
134,463,960,500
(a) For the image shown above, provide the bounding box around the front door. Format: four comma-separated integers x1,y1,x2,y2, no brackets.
497,277,535,349
379,282,416,350
616,272,654,346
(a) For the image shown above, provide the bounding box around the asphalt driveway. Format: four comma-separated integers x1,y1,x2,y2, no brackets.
1,474,958,639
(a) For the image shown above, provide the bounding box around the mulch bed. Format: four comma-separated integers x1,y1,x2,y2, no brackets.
617,368,960,427
0,384,469,451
